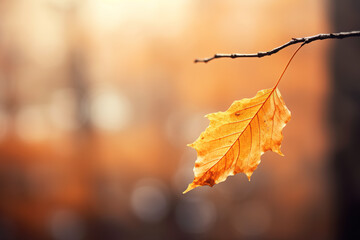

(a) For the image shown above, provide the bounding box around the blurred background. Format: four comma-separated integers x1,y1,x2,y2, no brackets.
0,0,359,239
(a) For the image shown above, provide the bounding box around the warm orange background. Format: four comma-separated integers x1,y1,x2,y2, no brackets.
0,0,335,239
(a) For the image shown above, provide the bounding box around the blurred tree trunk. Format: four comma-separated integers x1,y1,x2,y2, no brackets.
331,0,360,239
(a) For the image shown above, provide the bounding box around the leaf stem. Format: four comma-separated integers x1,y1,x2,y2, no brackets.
274,43,304,88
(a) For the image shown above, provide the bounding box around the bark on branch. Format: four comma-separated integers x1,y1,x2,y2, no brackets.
194,31,360,63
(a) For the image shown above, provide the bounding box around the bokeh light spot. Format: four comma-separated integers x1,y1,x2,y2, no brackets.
231,200,271,237
130,179,169,223
175,197,216,234
15,105,50,142
48,88,79,132
50,210,85,240
90,89,132,131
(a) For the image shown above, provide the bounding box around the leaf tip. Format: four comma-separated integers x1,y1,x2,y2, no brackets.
246,172,253,181
273,147,284,156
187,142,197,149
183,183,196,194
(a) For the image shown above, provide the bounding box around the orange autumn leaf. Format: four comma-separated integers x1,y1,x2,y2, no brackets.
183,87,291,194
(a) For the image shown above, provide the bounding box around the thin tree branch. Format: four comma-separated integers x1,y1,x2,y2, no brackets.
194,31,360,63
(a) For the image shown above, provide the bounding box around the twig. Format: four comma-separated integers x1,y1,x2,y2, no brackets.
194,31,360,63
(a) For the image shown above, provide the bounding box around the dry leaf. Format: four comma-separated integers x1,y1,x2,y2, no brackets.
184,87,291,194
